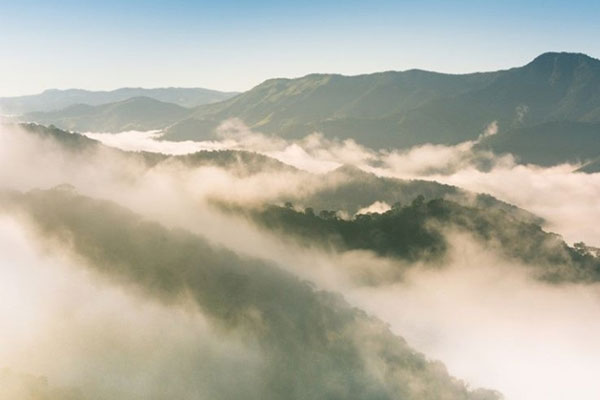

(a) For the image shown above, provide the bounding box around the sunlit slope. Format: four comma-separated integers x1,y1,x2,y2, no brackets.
166,52,600,156
168,69,498,145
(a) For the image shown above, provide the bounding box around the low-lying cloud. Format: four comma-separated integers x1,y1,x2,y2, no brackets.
81,120,600,246
0,214,266,400
3,121,600,399
347,234,600,400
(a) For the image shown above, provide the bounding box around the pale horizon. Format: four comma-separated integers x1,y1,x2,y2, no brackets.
4,50,599,98
2,1,600,96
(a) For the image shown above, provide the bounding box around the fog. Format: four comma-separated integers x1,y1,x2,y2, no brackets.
423,165,600,246
348,234,600,400
81,121,600,246
2,122,600,399
0,215,266,400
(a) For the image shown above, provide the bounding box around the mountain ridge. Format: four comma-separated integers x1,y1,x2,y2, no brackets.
23,96,191,133
0,87,238,114
11,52,600,167
165,52,600,150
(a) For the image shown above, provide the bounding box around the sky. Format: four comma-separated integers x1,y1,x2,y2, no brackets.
1,0,599,96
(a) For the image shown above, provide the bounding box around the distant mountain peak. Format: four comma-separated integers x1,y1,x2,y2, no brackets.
532,51,595,60
527,51,599,69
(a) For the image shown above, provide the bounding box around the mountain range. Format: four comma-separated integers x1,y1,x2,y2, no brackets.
24,97,190,133
5,52,600,167
0,87,238,114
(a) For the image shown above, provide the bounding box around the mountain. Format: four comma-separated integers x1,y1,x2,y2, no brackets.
163,52,600,164
277,164,541,223
14,122,299,175
13,53,600,167
22,97,191,132
240,198,599,284
16,122,105,151
0,87,238,114
0,188,501,400
398,52,600,145
477,120,600,166
164,69,499,143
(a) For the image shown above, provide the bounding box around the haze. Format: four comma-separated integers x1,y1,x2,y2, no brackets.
2,2,600,400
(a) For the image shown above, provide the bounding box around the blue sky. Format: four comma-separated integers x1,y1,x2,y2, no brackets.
1,0,599,96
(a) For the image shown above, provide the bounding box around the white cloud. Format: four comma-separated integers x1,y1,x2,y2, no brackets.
347,234,600,400
4,121,600,400
81,120,600,247
356,201,392,215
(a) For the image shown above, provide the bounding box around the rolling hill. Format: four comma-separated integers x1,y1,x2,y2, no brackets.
22,97,191,132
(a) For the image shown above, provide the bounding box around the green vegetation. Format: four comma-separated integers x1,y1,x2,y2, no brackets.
13,53,600,167
164,68,497,143
165,52,600,163
285,165,541,223
243,197,600,283
19,122,103,151
173,150,296,175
